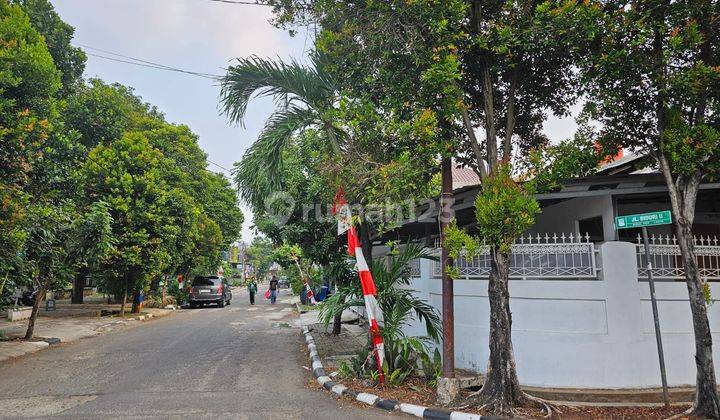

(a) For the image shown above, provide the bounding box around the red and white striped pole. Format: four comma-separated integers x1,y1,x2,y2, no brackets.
333,190,385,385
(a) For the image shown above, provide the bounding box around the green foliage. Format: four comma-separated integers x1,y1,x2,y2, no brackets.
14,0,86,96
581,0,720,181
335,359,357,380
443,219,483,280
272,243,303,265
475,166,540,254
524,130,604,193
662,108,720,180
19,199,114,300
319,243,440,384
0,1,240,330
245,237,274,280
0,0,60,282
65,78,134,148
702,281,713,307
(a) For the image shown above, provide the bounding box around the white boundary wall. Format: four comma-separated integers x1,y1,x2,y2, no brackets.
402,241,720,388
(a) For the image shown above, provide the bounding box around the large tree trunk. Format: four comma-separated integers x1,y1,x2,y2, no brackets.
676,221,720,418
332,312,342,336
24,283,47,340
72,267,87,304
476,249,524,415
120,276,128,318
161,275,168,306
659,159,720,418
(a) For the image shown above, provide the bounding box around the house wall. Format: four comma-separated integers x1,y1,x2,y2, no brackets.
531,195,617,241
402,241,720,389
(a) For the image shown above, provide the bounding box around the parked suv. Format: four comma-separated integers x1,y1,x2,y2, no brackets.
189,276,232,308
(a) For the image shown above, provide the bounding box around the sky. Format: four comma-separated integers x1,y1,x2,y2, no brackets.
53,0,310,241
53,0,577,242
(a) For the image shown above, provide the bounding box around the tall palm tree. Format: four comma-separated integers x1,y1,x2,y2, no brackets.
219,55,340,210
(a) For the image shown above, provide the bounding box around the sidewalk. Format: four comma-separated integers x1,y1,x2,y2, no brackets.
0,304,178,364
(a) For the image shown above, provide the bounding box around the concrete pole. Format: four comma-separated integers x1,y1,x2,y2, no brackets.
437,158,459,405
440,158,455,378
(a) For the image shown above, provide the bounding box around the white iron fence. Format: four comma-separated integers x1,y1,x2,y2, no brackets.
429,233,600,280
636,235,720,281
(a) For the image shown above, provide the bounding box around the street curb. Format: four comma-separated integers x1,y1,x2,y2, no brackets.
302,327,489,420
0,308,178,366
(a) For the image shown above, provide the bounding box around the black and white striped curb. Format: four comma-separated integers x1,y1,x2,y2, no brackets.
302,327,488,420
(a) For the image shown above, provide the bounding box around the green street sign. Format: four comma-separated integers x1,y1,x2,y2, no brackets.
615,210,672,230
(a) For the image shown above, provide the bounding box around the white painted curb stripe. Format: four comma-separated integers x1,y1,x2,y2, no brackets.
450,412,484,420
399,403,426,417
330,384,347,395
317,376,332,386
356,393,378,406
308,343,317,352
312,360,323,370
309,350,318,359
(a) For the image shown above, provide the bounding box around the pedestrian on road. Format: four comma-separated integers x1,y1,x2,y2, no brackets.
269,275,279,304
247,278,258,305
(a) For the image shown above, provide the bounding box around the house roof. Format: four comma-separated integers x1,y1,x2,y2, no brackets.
452,166,481,189
595,153,652,175
372,172,720,245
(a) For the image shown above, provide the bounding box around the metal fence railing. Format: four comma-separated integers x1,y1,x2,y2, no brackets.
636,235,720,282
429,233,600,280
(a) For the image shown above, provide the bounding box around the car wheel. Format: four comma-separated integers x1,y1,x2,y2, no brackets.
189,302,197,309
218,299,225,308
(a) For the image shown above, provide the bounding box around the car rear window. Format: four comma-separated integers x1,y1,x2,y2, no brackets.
192,276,221,286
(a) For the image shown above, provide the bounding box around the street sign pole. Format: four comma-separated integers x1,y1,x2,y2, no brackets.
615,210,673,407
641,226,670,408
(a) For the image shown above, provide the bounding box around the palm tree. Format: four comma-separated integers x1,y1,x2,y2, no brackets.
318,243,441,372
219,55,340,210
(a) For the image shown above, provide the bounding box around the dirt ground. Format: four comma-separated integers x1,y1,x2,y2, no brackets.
323,363,694,419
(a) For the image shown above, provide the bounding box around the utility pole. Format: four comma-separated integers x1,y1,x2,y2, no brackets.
437,158,459,404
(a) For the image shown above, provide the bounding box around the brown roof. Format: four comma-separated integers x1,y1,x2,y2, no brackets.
452,166,480,189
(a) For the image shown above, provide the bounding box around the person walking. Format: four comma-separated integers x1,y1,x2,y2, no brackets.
247,278,258,305
269,275,279,304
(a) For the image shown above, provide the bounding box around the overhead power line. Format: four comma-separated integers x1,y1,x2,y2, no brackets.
207,159,234,174
75,44,235,177
77,44,221,80
206,0,271,5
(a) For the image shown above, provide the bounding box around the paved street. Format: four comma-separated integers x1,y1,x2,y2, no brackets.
0,287,396,419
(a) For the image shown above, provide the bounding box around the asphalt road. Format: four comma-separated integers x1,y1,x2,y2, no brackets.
0,287,397,419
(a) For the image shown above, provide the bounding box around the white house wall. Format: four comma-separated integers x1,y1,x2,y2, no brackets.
402,242,720,389
531,195,617,241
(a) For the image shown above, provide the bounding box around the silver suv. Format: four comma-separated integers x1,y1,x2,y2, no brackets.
189,276,232,308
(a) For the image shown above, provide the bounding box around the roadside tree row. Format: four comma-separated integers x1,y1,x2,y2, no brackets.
0,0,243,336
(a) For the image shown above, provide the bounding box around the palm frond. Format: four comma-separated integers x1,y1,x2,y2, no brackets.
318,285,364,326
372,242,437,288
220,55,334,127
233,105,316,208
